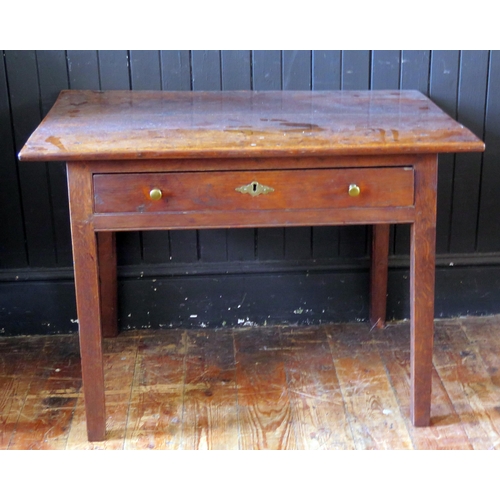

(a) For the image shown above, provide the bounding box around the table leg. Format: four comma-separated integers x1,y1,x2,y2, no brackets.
410,155,438,426
370,224,390,329
97,232,118,338
67,163,107,441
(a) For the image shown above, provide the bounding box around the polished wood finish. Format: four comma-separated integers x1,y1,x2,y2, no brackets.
97,232,118,339
93,167,414,214
19,90,483,161
2,316,500,450
370,224,391,328
410,155,438,426
93,204,417,232
67,163,106,441
19,90,484,441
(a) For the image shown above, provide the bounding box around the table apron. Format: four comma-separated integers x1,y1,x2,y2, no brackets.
92,206,416,231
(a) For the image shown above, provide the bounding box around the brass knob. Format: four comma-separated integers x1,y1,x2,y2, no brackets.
348,184,360,197
149,188,162,201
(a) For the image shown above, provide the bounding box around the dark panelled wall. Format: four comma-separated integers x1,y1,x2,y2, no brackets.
1,50,499,335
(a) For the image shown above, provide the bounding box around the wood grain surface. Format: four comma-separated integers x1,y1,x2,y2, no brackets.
19,90,485,162
234,328,297,449
410,155,438,426
370,224,390,328
181,330,239,450
93,167,414,214
67,163,106,441
2,316,500,449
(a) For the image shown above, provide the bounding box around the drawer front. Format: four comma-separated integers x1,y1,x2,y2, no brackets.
93,168,414,214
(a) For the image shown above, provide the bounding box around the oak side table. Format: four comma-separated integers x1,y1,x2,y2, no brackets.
19,90,485,441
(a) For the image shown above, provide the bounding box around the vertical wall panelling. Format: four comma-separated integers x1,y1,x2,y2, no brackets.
191,50,222,91
252,50,281,90
37,51,69,115
66,51,100,90
221,50,251,91
341,50,371,90
0,52,27,268
282,50,311,90
477,51,500,252
400,50,431,94
429,50,460,254
129,50,161,90
161,50,191,91
4,51,57,267
312,50,341,91
371,50,401,90
311,51,341,259
98,50,130,90
256,228,285,261
36,51,72,266
449,51,489,253
227,240,255,268
339,50,370,258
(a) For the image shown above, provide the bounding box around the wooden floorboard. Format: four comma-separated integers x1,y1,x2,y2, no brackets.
234,328,297,450
1,315,500,449
181,329,239,450
281,326,354,450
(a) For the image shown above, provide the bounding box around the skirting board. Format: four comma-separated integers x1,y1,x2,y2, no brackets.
1,262,500,335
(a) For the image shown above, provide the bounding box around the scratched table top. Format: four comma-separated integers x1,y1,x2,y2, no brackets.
19,90,485,162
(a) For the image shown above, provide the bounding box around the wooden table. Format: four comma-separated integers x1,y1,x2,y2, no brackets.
19,90,485,441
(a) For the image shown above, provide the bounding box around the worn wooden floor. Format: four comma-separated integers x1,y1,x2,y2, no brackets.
1,315,500,450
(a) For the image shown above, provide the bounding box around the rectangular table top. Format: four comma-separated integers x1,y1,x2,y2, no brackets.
19,90,485,162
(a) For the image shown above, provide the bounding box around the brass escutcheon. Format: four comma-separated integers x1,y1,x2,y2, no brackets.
235,181,275,197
